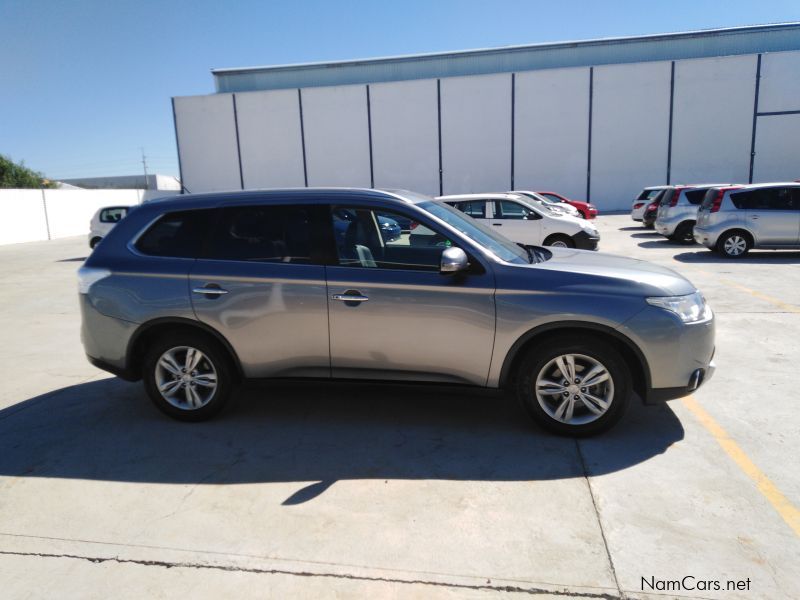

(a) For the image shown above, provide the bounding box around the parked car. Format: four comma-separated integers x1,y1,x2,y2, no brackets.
655,184,729,243
694,183,800,257
333,208,401,243
511,190,581,218
89,205,131,249
79,188,715,436
439,193,600,249
631,186,669,222
641,197,662,229
537,191,598,219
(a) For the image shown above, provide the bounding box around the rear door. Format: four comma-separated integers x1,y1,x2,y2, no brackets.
189,203,331,379
743,187,800,245
488,199,543,245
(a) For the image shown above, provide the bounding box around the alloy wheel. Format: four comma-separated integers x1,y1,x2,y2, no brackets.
534,353,614,425
155,346,218,410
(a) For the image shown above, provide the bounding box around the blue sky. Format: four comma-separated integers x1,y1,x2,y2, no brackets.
2,0,799,181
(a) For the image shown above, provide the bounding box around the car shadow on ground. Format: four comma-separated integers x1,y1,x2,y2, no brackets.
673,250,800,264
637,239,695,249
56,257,88,262
0,377,684,504
629,232,662,239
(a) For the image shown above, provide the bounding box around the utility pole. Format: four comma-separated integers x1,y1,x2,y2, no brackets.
140,147,149,190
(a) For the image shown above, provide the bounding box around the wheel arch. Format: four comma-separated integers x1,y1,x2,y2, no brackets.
126,317,244,381
498,321,651,401
720,227,755,246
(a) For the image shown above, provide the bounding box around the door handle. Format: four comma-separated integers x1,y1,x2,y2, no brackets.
192,285,228,296
332,292,369,302
492,223,503,226
750,215,759,219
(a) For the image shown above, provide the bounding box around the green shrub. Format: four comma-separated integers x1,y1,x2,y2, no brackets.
0,155,56,189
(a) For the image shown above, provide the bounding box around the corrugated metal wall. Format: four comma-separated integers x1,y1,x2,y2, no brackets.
174,49,800,210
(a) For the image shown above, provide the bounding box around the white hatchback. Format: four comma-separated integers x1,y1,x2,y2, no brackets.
438,193,600,249
89,205,131,249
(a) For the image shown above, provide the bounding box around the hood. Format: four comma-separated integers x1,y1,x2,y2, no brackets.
522,248,696,296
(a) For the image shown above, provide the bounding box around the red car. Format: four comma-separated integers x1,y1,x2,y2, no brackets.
536,191,598,219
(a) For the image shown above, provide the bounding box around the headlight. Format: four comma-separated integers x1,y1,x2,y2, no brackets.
646,291,712,323
77,266,111,294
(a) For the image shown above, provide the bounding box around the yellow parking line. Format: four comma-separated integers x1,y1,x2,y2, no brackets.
717,280,800,314
681,395,800,537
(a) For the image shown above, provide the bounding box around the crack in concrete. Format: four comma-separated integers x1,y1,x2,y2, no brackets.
0,549,622,599
575,439,625,600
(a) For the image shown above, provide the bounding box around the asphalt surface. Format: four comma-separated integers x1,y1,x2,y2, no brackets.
0,216,798,599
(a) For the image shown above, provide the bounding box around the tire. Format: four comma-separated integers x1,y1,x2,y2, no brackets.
670,221,695,244
716,230,751,258
142,331,235,421
90,237,102,249
515,335,631,436
543,234,575,248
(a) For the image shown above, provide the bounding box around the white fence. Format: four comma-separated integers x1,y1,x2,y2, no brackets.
0,189,179,246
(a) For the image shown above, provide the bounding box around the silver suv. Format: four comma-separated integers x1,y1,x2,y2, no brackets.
655,184,726,243
79,189,715,436
694,183,800,257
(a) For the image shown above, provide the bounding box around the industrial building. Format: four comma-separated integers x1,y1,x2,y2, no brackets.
172,23,800,210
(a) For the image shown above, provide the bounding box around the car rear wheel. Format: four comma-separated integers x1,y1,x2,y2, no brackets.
515,336,631,436
543,234,575,248
90,237,102,249
717,231,750,258
670,221,695,244
142,333,234,421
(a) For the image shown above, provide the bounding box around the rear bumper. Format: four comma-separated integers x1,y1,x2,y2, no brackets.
693,226,718,249
572,231,600,250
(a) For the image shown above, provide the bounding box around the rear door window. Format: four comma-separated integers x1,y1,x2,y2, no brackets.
732,188,793,210
637,189,662,200
205,205,313,263
136,209,213,258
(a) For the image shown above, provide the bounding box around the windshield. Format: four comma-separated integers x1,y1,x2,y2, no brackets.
419,201,530,264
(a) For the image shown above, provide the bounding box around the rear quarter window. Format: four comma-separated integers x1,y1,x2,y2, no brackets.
135,209,213,258
99,207,128,223
685,190,707,205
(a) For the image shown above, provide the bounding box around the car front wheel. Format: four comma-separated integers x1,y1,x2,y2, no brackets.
543,234,575,248
515,336,631,436
142,333,234,421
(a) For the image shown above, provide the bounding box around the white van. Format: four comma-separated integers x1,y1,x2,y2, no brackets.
438,193,600,249
89,205,131,249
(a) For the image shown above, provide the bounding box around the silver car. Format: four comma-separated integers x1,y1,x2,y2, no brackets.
694,183,800,257
79,189,715,436
655,184,727,243
631,186,669,222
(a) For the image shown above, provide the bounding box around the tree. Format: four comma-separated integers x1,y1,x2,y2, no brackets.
0,155,56,189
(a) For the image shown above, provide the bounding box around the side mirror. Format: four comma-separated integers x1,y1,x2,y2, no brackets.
440,247,469,274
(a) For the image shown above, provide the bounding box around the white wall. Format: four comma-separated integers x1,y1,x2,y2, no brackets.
369,79,440,196
235,89,306,188
173,94,241,192
301,85,371,187
591,61,672,208
440,73,512,194
514,67,589,199
671,55,757,184
753,114,800,182
0,189,180,246
174,49,800,207
0,190,49,245
758,50,800,113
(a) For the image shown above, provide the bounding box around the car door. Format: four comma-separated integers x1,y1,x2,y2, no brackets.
745,187,800,245
488,199,543,245
325,203,496,386
189,203,331,379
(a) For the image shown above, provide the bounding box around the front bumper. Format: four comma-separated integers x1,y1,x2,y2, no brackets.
572,230,600,250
